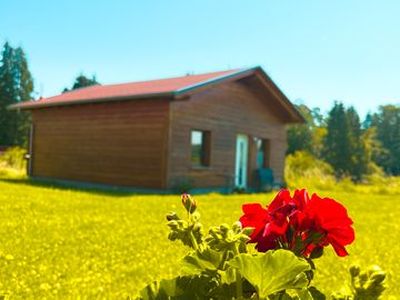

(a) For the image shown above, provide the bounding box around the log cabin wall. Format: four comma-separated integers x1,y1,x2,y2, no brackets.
30,98,169,188
167,79,287,190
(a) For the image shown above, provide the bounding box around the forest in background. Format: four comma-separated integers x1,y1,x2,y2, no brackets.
287,102,400,182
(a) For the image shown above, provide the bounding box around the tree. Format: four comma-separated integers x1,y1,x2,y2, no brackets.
362,112,373,129
287,104,327,159
360,126,385,175
286,104,314,155
346,106,367,181
371,105,400,175
0,42,33,146
0,42,16,145
63,74,99,93
322,102,353,178
322,103,378,181
13,47,34,145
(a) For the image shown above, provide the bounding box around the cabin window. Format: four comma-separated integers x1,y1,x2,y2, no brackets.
256,138,271,168
191,130,211,167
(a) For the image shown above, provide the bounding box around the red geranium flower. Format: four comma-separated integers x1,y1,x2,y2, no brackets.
239,203,278,251
239,203,269,242
264,189,296,236
301,193,355,257
239,189,355,258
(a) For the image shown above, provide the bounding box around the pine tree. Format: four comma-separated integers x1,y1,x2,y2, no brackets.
322,103,378,181
0,42,17,145
13,47,34,145
0,42,34,146
346,106,367,181
322,102,353,178
371,105,400,175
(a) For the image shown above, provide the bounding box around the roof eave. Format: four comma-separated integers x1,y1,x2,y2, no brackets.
8,91,175,110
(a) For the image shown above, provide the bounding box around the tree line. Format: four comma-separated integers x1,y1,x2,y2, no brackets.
287,102,400,180
0,42,98,146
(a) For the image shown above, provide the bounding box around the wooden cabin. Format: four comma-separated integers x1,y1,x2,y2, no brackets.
10,67,304,192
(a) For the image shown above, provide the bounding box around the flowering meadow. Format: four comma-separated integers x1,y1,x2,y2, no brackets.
0,178,398,298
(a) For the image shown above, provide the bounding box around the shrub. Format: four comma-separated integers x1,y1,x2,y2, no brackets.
0,147,27,178
0,147,27,170
284,151,400,195
285,151,336,190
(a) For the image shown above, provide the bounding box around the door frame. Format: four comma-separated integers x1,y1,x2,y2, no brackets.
235,134,249,189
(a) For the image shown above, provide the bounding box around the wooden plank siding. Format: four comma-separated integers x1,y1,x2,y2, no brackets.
167,79,287,190
31,98,170,188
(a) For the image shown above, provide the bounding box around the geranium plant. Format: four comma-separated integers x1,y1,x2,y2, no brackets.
136,190,386,299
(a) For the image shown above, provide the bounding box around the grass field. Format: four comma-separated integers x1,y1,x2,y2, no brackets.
0,177,399,299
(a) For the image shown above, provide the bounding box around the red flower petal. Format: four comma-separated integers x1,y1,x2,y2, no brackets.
239,203,269,241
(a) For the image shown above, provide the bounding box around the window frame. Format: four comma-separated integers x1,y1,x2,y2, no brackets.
190,129,211,168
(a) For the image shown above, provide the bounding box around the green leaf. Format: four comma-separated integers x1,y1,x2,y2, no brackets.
295,288,314,300
137,275,219,300
138,277,182,300
308,286,327,300
181,248,223,275
228,249,310,298
268,291,296,300
218,267,237,285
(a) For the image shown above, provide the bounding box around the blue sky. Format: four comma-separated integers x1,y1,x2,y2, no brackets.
1,0,399,118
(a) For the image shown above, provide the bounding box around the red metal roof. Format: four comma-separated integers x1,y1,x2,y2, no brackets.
8,66,305,123
12,69,243,109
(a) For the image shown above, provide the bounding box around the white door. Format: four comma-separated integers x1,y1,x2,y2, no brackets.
235,134,249,188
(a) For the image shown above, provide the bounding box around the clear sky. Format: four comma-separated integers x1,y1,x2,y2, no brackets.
1,0,399,118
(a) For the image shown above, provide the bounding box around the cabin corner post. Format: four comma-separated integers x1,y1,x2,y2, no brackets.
164,101,172,189
27,123,34,176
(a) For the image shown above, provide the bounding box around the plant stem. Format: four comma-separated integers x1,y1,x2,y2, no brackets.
233,244,243,299
189,230,199,250
187,211,199,251
236,271,243,299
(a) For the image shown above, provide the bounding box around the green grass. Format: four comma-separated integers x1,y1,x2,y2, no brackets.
0,177,399,299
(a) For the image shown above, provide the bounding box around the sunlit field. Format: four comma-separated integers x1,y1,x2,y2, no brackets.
0,177,399,299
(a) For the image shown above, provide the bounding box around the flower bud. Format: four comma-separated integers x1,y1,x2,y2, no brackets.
191,212,201,222
192,223,203,232
239,234,251,243
370,271,386,284
209,227,219,234
168,231,178,241
181,193,197,213
232,221,242,233
349,265,361,277
368,266,386,284
219,224,230,235
167,220,179,230
242,227,255,237
166,212,179,221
